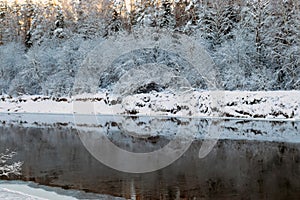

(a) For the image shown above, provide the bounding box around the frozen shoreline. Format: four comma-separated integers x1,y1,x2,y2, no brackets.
0,180,124,200
1,90,300,144
0,91,299,120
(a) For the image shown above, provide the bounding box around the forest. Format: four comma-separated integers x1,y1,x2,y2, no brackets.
0,0,299,96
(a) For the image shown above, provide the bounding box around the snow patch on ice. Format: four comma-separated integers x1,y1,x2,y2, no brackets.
0,180,124,200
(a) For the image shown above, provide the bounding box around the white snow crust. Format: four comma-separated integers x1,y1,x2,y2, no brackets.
0,91,299,120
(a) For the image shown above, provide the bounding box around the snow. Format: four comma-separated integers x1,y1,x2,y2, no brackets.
0,91,299,120
0,185,74,200
0,91,300,144
0,181,124,200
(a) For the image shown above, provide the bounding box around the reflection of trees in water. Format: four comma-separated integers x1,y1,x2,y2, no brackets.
0,149,23,177
0,123,299,198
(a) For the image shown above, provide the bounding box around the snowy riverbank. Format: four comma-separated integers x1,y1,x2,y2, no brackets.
0,181,124,200
0,91,299,120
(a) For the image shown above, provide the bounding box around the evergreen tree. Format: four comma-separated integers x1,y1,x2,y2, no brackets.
105,0,126,35
245,0,272,67
157,0,175,29
21,0,35,48
134,0,158,28
53,2,66,39
75,1,105,39
180,0,201,33
198,0,239,49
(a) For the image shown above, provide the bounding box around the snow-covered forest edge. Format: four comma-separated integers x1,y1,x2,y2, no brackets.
0,0,300,96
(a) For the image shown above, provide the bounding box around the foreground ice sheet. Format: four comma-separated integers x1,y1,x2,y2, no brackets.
0,181,124,200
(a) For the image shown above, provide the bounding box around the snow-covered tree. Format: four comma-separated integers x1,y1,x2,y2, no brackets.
213,26,271,90
20,0,35,47
104,0,129,35
52,3,67,39
133,0,158,28
0,42,25,94
244,0,272,67
74,0,106,38
265,0,300,89
4,1,23,43
198,0,239,49
25,0,59,45
178,0,201,33
0,0,8,45
27,6,44,45
157,0,175,29
0,0,299,93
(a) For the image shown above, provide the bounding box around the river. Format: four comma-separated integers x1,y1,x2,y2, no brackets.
0,114,299,199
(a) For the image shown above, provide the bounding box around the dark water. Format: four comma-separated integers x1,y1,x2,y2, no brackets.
0,116,300,199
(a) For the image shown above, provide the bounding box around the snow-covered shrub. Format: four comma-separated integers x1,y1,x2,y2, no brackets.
8,40,60,95
0,42,26,94
5,36,100,96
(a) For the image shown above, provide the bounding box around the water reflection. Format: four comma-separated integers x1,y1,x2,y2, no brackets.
0,115,299,199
